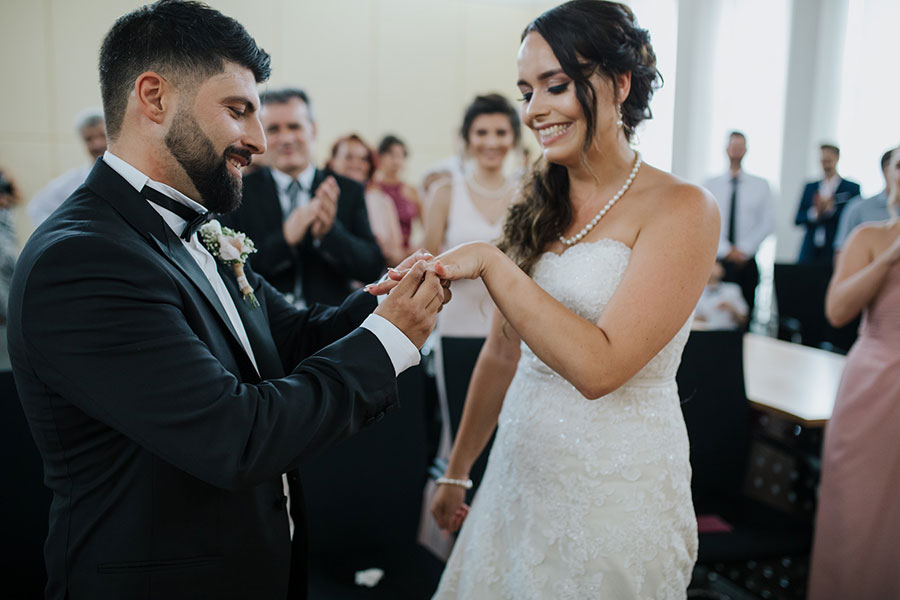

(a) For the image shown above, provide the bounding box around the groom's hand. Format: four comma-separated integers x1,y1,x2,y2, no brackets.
365,249,434,296
374,260,443,348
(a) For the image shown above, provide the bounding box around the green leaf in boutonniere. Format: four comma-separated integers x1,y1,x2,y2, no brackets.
198,219,260,308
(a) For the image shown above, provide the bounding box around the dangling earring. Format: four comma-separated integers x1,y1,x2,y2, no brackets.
615,105,624,128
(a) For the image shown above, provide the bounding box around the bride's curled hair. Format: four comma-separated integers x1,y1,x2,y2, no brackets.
497,0,661,275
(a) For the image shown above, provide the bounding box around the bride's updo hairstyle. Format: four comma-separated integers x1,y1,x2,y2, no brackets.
498,0,661,275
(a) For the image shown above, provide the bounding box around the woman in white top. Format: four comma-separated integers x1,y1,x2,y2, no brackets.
423,94,521,496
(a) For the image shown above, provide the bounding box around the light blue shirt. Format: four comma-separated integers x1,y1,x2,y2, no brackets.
834,190,892,250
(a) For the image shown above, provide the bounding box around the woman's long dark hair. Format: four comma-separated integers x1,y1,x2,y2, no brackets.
497,0,661,275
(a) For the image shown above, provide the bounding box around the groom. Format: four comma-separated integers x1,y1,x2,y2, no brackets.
6,2,447,599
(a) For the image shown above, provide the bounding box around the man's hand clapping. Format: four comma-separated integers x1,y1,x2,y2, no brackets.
281,176,340,246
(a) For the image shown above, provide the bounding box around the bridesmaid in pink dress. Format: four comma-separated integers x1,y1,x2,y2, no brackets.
809,148,900,599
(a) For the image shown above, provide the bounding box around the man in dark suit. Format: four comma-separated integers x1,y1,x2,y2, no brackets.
6,2,446,599
795,143,861,265
224,89,384,307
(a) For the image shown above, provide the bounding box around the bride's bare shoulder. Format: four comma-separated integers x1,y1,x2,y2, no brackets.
633,164,720,231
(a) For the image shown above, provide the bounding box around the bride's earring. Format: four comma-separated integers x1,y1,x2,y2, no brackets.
615,105,624,129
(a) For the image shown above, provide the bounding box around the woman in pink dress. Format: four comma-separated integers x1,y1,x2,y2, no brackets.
374,135,423,252
809,147,900,599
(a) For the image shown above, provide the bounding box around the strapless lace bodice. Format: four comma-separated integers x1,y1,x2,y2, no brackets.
521,238,691,385
434,239,698,600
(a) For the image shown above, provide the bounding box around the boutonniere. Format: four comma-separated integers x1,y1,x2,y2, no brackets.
199,219,259,308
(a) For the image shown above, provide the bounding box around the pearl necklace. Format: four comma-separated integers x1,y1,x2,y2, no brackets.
465,172,514,199
559,151,642,246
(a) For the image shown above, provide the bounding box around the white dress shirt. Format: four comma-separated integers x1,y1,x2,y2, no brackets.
695,282,748,330
703,170,774,258
28,164,93,227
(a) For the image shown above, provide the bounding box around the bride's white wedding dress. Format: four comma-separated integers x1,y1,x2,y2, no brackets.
433,239,697,599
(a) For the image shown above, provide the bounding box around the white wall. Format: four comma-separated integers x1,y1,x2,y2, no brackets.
2,0,893,263
0,0,558,241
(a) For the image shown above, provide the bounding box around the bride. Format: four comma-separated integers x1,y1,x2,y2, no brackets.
375,1,718,597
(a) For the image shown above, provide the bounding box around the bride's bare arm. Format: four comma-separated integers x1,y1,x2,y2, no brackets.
443,310,521,481
432,310,520,531
440,184,719,399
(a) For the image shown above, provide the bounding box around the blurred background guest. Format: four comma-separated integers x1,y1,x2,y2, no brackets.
795,144,860,265
224,88,384,307
809,148,900,599
374,134,423,253
422,93,520,495
27,109,106,228
834,147,896,253
703,131,773,322
328,133,407,266
693,260,749,330
0,168,20,326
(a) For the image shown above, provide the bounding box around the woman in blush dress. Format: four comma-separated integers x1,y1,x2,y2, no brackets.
373,2,719,597
327,133,407,266
808,148,900,600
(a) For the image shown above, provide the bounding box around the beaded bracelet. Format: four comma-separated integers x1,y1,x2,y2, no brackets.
435,476,473,489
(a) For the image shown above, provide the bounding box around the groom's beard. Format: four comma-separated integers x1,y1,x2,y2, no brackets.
165,108,248,214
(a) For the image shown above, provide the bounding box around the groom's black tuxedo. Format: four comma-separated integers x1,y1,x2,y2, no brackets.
7,159,398,600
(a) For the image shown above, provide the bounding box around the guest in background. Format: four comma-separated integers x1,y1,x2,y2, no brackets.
224,88,384,306
28,109,106,227
374,134,422,252
328,133,406,266
0,168,20,325
702,131,773,320
809,147,900,599
693,260,748,330
834,147,896,252
422,93,520,496
421,155,463,199
796,143,861,265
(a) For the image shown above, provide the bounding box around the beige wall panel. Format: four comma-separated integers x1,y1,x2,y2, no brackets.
208,0,283,79
461,3,530,98
371,0,465,180
48,0,132,134
278,0,375,162
0,1,52,137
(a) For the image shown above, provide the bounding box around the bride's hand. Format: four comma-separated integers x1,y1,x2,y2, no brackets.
431,483,470,533
432,241,493,281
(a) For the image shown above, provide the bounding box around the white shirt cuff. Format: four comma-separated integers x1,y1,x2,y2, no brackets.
360,313,420,376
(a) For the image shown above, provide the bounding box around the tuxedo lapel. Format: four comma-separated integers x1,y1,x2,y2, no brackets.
86,160,255,373
217,261,285,380
149,229,244,346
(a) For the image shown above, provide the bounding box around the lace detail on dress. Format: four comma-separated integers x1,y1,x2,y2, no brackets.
434,239,698,600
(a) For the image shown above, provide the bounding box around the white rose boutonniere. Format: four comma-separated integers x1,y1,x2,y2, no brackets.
198,219,259,308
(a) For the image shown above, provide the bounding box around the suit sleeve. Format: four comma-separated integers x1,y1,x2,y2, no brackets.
252,267,378,371
795,184,816,226
19,234,397,492
313,179,386,282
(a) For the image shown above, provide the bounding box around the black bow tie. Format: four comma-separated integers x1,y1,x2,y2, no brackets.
141,185,215,241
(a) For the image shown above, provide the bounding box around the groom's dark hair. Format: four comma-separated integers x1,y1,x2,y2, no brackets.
99,0,271,140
